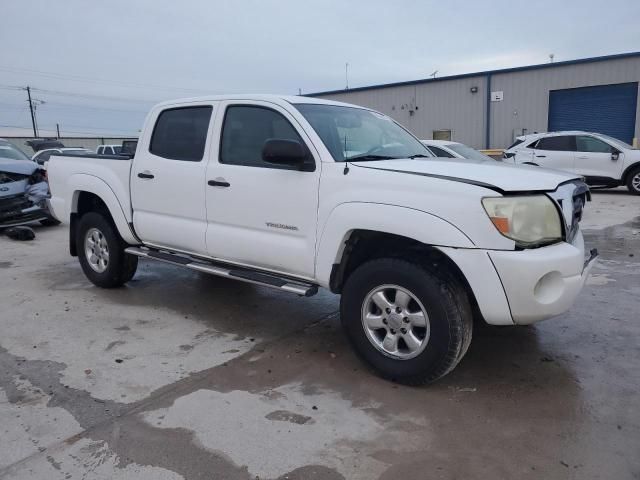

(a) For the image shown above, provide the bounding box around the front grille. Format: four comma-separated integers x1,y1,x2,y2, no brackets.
547,181,590,243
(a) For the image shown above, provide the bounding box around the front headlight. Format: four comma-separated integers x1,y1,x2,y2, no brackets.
482,195,562,247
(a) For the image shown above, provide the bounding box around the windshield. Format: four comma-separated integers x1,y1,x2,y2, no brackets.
595,134,635,150
294,104,432,161
0,143,32,161
113,146,122,154
446,143,494,161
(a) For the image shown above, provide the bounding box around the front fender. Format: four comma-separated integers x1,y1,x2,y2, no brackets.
315,202,475,287
61,174,137,244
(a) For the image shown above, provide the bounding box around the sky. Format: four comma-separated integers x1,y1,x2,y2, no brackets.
1,0,639,137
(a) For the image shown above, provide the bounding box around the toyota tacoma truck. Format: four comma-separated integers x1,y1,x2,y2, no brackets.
47,95,597,384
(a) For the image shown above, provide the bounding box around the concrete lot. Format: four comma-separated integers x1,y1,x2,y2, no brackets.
1,190,639,480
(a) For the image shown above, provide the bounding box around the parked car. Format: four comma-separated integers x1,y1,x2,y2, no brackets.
96,144,123,155
25,139,65,152
421,140,496,161
503,131,640,194
32,147,93,166
1,139,33,162
47,95,596,384
0,141,58,227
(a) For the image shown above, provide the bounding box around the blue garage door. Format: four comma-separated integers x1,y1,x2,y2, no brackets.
548,82,638,144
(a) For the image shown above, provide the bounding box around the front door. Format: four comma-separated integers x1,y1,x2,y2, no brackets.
204,101,321,278
574,135,624,179
131,104,215,255
531,135,576,172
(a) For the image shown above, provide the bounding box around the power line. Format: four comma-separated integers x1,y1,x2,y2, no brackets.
1,123,138,136
0,65,212,95
0,100,148,114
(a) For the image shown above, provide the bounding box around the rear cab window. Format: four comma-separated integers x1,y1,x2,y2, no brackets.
150,106,213,161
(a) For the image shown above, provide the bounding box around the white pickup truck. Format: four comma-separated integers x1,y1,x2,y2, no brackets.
48,95,597,384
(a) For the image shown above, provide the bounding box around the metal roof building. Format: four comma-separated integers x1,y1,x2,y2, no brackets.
310,52,640,149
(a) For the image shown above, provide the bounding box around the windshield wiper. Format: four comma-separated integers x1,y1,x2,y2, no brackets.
408,154,430,159
345,154,397,162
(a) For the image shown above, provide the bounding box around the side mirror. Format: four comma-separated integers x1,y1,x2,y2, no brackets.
262,139,313,171
611,151,620,161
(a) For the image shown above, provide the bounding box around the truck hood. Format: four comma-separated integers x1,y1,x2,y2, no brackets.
351,158,581,193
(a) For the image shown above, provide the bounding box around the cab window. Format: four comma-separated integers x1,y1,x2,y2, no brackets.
150,106,213,161
220,105,311,170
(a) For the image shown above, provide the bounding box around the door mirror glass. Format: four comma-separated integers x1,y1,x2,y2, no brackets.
262,139,310,170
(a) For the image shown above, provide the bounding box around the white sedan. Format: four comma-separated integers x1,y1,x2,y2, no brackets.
421,140,496,161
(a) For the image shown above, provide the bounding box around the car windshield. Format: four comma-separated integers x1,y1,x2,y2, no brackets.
113,146,122,154
294,104,432,162
595,134,636,150
0,143,32,161
446,143,494,161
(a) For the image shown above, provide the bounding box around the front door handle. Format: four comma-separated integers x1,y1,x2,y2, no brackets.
577,156,589,160
208,179,230,187
137,171,154,179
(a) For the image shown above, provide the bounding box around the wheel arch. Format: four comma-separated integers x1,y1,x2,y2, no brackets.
67,176,138,255
622,161,640,184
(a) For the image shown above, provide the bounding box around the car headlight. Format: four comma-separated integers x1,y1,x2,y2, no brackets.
482,195,562,247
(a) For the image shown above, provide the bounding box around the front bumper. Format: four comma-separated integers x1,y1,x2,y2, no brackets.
488,230,597,324
0,194,50,227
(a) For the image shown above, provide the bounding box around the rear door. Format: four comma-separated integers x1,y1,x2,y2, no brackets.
529,135,576,171
131,104,215,254
574,135,624,179
204,101,320,278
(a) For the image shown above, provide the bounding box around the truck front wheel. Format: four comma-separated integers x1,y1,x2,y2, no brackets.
340,257,472,385
77,212,138,288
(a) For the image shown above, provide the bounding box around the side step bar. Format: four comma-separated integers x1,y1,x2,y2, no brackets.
124,247,318,297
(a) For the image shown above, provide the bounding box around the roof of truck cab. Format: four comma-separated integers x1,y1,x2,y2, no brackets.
153,94,363,109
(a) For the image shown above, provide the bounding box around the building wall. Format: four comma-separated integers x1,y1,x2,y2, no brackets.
490,56,640,148
317,76,488,148
315,55,640,149
4,137,137,155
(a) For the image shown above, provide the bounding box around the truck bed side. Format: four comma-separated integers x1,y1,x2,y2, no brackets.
47,154,136,243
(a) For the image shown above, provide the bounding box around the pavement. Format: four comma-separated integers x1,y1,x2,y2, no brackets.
1,190,639,480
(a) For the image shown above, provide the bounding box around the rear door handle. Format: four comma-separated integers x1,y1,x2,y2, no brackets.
535,155,546,158
137,171,154,179
208,179,230,187
577,156,589,160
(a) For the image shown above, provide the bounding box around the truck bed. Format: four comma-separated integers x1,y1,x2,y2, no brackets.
47,153,134,226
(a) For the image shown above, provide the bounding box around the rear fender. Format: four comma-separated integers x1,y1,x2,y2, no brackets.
68,174,138,244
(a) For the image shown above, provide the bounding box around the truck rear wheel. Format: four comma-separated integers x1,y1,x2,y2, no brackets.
77,212,138,288
340,257,472,385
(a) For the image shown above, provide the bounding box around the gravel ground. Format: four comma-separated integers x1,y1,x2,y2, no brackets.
0,190,639,480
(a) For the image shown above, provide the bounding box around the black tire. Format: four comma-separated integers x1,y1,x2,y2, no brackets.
625,166,640,195
39,218,61,227
340,258,473,385
76,212,138,288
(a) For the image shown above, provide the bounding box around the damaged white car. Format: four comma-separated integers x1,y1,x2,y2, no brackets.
0,140,58,227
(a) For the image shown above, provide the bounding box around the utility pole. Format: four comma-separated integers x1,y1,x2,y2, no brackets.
56,123,61,139
345,62,349,90
25,86,38,137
